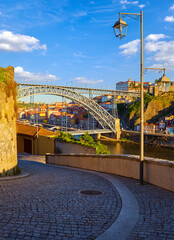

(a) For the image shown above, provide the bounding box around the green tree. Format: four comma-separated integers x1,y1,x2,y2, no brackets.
55,131,110,154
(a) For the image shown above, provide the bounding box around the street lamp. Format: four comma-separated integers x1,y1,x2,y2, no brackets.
113,11,144,184
113,17,128,39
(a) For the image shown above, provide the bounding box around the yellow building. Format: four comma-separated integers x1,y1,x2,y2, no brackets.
17,123,57,155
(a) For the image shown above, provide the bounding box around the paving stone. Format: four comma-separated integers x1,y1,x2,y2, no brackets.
2,153,174,239
0,154,121,240
115,175,174,240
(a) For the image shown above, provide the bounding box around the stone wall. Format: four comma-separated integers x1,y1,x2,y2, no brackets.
0,66,18,176
46,154,174,192
55,138,96,154
121,130,174,147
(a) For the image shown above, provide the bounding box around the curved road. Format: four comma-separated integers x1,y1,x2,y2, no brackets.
0,155,121,240
0,154,174,240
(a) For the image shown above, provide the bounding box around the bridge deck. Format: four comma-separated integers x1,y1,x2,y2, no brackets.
67,129,113,135
17,83,140,97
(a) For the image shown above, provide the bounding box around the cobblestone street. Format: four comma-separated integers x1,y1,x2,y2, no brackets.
119,176,174,240
0,154,174,240
0,155,121,240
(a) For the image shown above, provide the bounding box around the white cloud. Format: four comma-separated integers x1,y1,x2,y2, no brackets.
73,11,87,17
0,31,46,52
144,36,174,70
73,77,103,85
119,33,174,70
139,4,145,8
145,41,164,53
145,34,167,42
170,4,174,10
120,0,138,5
119,39,140,55
164,16,174,22
15,66,59,83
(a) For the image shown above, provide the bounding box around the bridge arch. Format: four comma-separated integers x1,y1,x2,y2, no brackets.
17,84,117,133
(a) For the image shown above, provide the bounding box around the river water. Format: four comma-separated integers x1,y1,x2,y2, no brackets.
100,141,174,161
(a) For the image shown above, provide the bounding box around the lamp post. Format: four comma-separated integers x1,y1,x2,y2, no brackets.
113,11,144,184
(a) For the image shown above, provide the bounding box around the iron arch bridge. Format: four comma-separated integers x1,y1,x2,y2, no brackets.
17,84,118,134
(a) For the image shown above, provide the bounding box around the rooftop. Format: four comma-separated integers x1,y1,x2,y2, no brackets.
158,74,171,83
17,122,57,137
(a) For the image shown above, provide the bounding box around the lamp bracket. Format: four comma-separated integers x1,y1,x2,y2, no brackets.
121,13,140,21
144,67,166,75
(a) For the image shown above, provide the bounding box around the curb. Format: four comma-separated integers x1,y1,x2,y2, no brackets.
0,169,30,181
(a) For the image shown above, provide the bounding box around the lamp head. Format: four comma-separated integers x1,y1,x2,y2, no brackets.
113,18,128,39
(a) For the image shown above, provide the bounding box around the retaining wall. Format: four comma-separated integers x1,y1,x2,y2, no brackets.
46,154,174,192
54,138,96,154
0,66,17,176
121,130,174,147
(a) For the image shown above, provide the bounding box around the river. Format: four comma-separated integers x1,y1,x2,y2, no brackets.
100,141,174,161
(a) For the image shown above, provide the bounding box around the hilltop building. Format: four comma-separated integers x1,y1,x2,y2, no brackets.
116,78,139,91
116,74,174,96
148,74,174,96
157,74,171,92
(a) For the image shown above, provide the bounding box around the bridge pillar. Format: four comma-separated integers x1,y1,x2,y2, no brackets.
97,133,101,140
115,118,121,140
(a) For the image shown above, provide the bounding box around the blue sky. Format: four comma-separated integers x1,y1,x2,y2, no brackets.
1,0,174,96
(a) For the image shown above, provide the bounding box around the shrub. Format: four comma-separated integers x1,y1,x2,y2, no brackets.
13,165,21,175
128,93,153,117
96,143,110,154
55,131,110,154
56,131,78,143
1,165,21,177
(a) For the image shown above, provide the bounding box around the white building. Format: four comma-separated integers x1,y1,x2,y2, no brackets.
116,78,139,91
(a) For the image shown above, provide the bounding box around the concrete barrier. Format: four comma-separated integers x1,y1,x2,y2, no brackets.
54,138,96,154
46,154,174,192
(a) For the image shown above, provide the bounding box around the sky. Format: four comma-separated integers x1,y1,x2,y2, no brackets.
1,0,174,102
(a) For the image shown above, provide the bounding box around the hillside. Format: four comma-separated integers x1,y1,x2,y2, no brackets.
17,101,40,108
126,92,174,128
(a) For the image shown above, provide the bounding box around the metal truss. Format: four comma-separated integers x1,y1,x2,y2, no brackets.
112,92,118,119
17,84,117,133
18,83,140,97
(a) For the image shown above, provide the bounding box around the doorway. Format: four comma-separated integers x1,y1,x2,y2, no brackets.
24,139,32,154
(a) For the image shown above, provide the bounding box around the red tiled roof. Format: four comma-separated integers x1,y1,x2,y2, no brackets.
38,128,57,136
17,123,38,136
17,123,57,137
143,82,150,84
